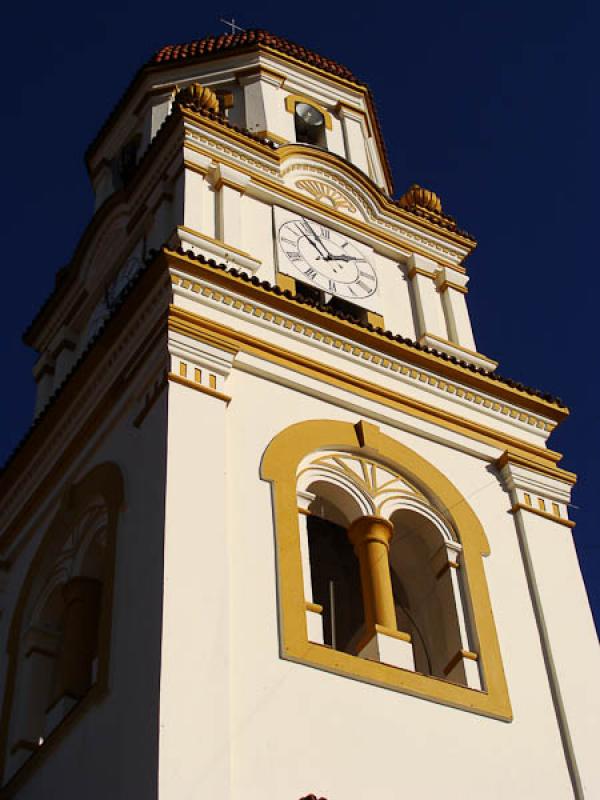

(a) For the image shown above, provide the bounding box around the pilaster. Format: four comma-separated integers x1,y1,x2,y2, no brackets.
158,329,234,799
498,453,599,798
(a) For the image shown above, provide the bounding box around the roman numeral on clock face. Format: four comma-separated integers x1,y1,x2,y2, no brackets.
286,251,302,262
305,267,318,280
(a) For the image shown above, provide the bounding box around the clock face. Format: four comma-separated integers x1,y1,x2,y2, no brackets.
277,217,377,299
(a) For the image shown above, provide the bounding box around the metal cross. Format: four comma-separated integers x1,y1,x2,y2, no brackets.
220,17,245,34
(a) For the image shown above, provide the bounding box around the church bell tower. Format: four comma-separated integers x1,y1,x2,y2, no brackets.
0,29,598,800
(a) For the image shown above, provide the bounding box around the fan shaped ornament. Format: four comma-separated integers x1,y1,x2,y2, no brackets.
295,179,356,213
175,82,220,114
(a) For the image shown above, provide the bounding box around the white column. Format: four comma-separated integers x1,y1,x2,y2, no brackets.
178,156,214,237
33,353,55,416
436,268,477,351
297,490,323,644
211,164,251,254
407,253,447,340
499,457,600,798
432,543,481,690
238,71,292,140
50,326,78,388
337,105,369,173
158,332,233,799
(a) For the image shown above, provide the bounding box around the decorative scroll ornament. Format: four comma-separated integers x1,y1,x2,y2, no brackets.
295,179,356,213
398,184,443,214
175,82,220,113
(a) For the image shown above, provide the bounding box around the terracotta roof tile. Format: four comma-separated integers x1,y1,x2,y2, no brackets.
152,29,359,84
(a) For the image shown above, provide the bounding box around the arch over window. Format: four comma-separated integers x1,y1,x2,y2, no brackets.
261,419,511,720
0,462,124,786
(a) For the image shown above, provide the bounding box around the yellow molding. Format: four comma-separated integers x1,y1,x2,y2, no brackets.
181,121,474,261
276,273,296,294
305,601,324,614
443,649,479,676
511,503,575,528
438,279,468,295
421,334,499,368
495,449,576,486
366,311,385,329
165,249,568,425
167,303,570,483
407,265,436,280
284,93,333,130
168,372,231,404
255,44,395,193
261,419,512,720
435,560,460,579
178,225,262,266
373,623,412,644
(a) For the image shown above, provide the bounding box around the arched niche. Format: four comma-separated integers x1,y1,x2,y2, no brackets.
0,462,124,787
261,418,512,720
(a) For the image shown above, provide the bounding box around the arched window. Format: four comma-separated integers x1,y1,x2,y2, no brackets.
297,451,480,689
0,463,123,786
261,419,511,719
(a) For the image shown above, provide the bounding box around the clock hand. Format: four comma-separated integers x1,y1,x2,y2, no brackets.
323,254,357,262
303,220,332,258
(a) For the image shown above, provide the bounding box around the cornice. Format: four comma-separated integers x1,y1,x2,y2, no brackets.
1,246,571,554
164,247,567,422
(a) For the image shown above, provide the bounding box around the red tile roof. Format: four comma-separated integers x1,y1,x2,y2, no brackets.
152,29,360,84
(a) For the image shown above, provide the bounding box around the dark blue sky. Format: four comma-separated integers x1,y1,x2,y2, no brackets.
1,1,597,625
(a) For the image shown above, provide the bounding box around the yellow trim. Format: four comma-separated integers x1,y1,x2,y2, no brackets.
284,93,333,130
181,122,474,262
276,273,296,294
443,649,479,676
167,300,570,478
260,419,512,720
305,601,324,614
495,449,576,486
254,44,394,193
511,503,575,528
168,372,231,404
407,265,436,280
366,311,384,328
167,249,566,425
438,279,468,294
373,624,411,644
178,225,262,266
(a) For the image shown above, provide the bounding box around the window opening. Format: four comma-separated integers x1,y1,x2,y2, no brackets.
294,103,327,149
307,515,363,653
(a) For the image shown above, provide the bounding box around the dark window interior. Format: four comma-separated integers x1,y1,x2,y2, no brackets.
307,515,364,653
295,280,368,323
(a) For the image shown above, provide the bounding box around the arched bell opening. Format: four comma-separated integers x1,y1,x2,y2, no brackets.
389,508,478,687
300,477,368,655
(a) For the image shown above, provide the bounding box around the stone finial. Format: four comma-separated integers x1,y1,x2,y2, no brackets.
175,82,220,113
398,184,443,214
